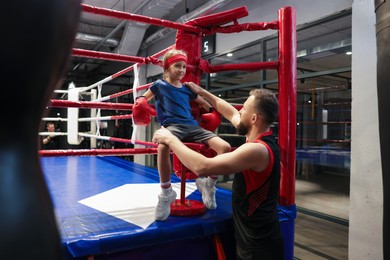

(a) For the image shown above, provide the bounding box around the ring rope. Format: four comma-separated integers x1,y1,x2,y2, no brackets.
39,130,218,154
78,133,158,147
42,114,132,124
39,148,158,157
94,83,152,102
76,133,212,156
38,130,157,148
49,99,133,110
72,48,146,63
42,117,68,122
81,4,200,34
77,133,211,152
78,114,133,122
79,45,172,96
39,132,67,137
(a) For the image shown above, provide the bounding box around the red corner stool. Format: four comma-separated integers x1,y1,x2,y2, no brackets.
170,142,216,216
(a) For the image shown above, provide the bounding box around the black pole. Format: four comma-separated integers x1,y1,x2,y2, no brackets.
375,0,390,257
0,1,81,259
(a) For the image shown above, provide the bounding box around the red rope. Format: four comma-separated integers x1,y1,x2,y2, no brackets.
39,148,157,157
72,48,145,63
108,83,152,100
49,100,133,110
81,4,200,34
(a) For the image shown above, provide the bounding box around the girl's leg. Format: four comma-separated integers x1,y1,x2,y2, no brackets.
155,143,177,221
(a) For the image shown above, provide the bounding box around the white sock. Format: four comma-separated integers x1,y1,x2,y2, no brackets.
161,185,172,196
207,177,217,187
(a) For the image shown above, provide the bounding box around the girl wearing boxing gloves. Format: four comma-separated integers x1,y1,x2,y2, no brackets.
135,49,230,221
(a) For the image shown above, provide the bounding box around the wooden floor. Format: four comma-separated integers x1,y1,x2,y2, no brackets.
294,173,349,260
294,212,348,260
217,172,350,260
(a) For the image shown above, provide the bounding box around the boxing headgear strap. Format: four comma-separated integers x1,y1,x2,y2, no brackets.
164,54,187,69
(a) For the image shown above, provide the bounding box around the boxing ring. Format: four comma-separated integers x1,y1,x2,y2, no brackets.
41,156,235,259
38,3,297,259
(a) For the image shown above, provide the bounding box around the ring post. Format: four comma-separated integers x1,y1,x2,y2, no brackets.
67,83,83,145
278,6,297,260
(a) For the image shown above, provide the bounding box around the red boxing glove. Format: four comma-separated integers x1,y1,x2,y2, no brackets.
132,96,157,126
199,108,221,132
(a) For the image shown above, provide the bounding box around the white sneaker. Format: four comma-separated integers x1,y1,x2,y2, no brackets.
154,190,177,221
196,178,217,210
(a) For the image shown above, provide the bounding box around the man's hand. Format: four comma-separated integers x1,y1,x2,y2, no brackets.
184,82,203,95
152,127,175,145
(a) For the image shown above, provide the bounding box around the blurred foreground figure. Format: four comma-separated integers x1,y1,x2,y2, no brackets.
0,1,81,259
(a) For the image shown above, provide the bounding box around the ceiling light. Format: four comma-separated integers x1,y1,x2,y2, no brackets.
227,53,233,57
346,51,352,55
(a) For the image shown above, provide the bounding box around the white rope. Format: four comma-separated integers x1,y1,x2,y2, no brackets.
78,115,130,122
39,132,68,137
79,132,111,141
42,117,68,122
78,75,113,94
92,64,137,102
